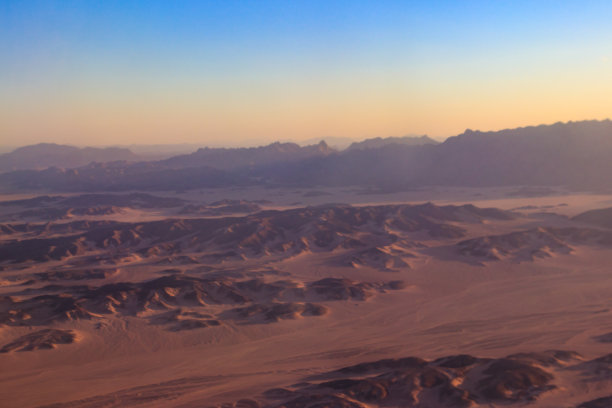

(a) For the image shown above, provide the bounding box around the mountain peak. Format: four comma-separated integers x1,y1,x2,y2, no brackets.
0,144,139,173
347,135,438,151
161,140,335,170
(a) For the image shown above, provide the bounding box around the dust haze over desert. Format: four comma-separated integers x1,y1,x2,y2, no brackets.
2,2,612,408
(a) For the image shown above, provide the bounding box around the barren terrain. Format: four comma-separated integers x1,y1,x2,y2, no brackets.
1,187,612,407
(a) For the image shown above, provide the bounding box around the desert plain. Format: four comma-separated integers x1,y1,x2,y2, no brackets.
0,186,612,408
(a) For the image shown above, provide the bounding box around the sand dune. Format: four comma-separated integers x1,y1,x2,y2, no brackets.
0,329,77,352
455,226,612,263
1,273,403,328
0,202,513,265
577,396,612,408
38,349,612,408
223,302,328,323
212,350,602,407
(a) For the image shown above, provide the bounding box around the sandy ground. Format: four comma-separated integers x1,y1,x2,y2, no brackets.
1,187,612,407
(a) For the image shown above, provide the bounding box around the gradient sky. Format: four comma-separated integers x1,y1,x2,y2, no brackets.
1,1,612,147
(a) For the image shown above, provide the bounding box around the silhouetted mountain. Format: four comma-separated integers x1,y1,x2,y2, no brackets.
300,136,356,149
160,140,335,170
423,120,612,188
346,135,438,150
2,120,612,192
0,161,246,192
254,120,612,189
0,143,140,172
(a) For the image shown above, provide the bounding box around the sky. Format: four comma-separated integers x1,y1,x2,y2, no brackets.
1,0,612,147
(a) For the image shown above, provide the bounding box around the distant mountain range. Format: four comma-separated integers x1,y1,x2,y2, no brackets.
346,135,438,150
0,143,140,173
253,120,612,190
161,141,335,170
0,136,408,173
1,120,611,192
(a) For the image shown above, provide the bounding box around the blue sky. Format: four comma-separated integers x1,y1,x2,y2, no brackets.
2,1,611,146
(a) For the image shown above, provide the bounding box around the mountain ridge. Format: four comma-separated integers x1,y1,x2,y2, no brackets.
346,135,438,150
2,120,611,192
160,140,335,170
0,143,140,173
